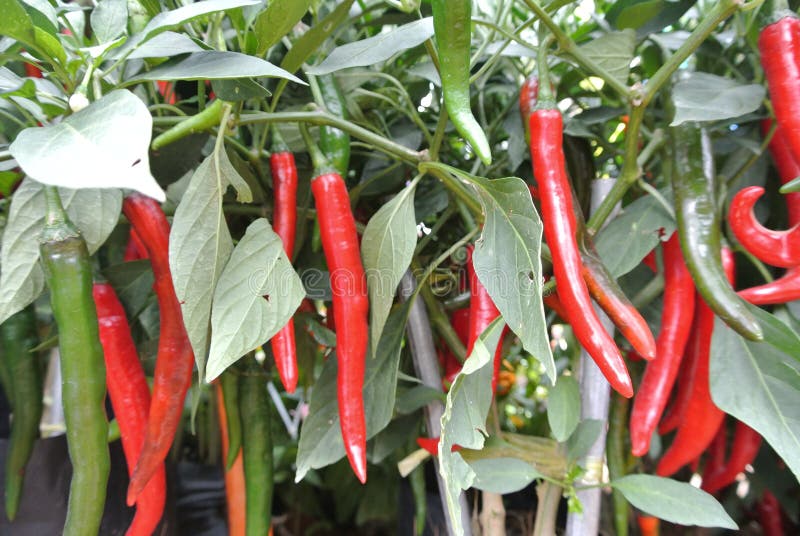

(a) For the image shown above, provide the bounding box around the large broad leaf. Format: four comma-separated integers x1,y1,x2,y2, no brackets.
90,0,128,44
611,475,737,529
206,218,305,381
709,312,800,481
595,192,675,277
126,31,205,59
0,0,35,45
170,146,253,380
439,318,505,536
446,167,554,381
361,181,417,356
280,0,355,74
576,30,636,87
307,18,435,75
672,72,766,126
9,90,165,201
547,375,580,442
465,457,540,494
128,51,304,84
0,179,121,324
295,301,411,482
254,0,312,56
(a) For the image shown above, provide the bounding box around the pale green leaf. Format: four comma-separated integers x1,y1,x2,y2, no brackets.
672,72,766,126
577,30,635,86
547,375,580,442
254,0,312,56
90,0,128,44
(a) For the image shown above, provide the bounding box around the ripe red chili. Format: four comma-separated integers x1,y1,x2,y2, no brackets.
441,307,469,390
739,266,800,304
312,172,369,484
759,12,800,162
269,130,299,393
702,422,761,495
528,104,632,397
123,194,195,504
656,249,735,476
637,514,660,536
123,228,148,263
762,119,800,225
465,245,505,392
701,423,728,488
93,282,166,535
630,233,696,456
756,490,785,536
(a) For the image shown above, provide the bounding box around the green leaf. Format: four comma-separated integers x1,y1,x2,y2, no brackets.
307,18,435,75
206,218,305,381
672,73,766,126
210,78,270,101
295,301,411,481
547,375,580,442
709,315,800,481
595,192,675,277
466,457,541,494
454,170,554,381
394,384,445,415
577,30,635,87
21,0,58,34
614,0,663,30
9,90,165,201
128,51,304,84
90,0,128,44
33,26,66,65
610,475,738,529
361,180,417,357
280,0,355,74
780,175,800,193
0,0,35,45
566,419,603,462
170,147,253,379
0,179,121,324
126,31,204,59
254,0,312,56
439,318,505,536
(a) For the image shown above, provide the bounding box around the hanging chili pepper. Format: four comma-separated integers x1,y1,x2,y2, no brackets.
220,368,242,470
756,490,785,536
123,228,149,262
215,380,246,536
441,307,470,390
465,245,505,392
151,99,225,150
39,187,109,536
762,119,800,224
315,75,351,177
637,515,660,536
728,186,800,267
702,422,762,495
739,266,800,304
671,124,762,341
1,306,42,521
93,282,166,535
238,358,273,535
268,126,299,393
519,75,539,144
700,422,728,490
432,0,492,165
657,330,699,436
630,233,696,456
759,2,800,162
301,125,369,483
656,249,736,477
528,53,632,398
124,193,195,505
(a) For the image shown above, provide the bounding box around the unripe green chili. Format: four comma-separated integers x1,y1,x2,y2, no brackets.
220,367,242,470
1,305,43,521
670,124,762,341
39,186,109,536
151,99,225,150
238,358,273,535
432,0,492,165
314,74,351,177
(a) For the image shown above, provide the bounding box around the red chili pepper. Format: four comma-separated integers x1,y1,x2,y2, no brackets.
23,63,42,78
156,81,177,105
268,130,299,393
528,105,632,397
542,289,568,320
756,490,785,536
215,381,246,536
123,194,195,505
642,249,658,273
123,228,149,263
701,422,728,486
465,245,506,392
415,437,462,456
312,172,369,484
702,422,761,495
728,186,800,267
738,265,800,304
637,514,660,536
762,119,800,225
441,308,470,390
656,249,735,476
759,12,800,163
630,233,696,456
93,282,166,535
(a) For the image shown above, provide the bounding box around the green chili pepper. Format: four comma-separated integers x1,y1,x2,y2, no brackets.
432,0,492,165
315,74,351,177
670,124,763,341
220,367,242,470
151,99,225,150
1,305,43,521
238,357,273,535
39,187,109,536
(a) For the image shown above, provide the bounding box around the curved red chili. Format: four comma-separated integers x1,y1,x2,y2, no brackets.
93,282,166,535
312,172,369,484
702,422,761,495
269,131,299,393
728,186,800,268
738,265,800,304
123,194,195,505
762,119,800,226
656,249,735,476
759,14,800,162
465,245,505,392
529,107,632,398
630,232,696,456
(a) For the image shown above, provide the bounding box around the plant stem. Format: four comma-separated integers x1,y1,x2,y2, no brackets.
532,482,561,536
